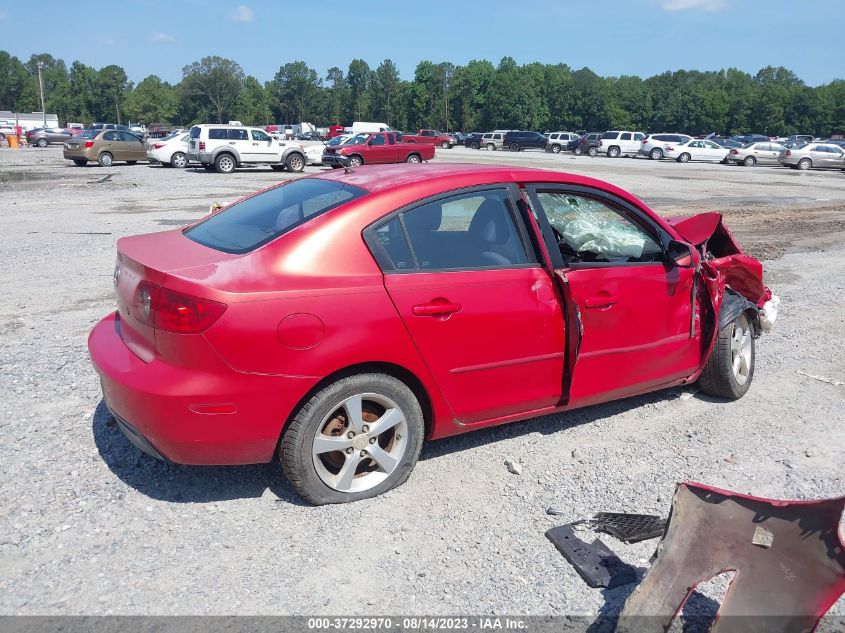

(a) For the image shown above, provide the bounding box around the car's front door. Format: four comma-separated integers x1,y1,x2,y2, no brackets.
248,129,278,162
526,185,700,407
365,133,396,163
369,186,566,425
119,132,146,160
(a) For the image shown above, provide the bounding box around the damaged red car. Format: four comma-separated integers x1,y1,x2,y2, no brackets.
88,164,777,504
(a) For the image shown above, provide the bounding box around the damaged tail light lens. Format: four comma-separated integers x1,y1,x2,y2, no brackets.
730,149,739,154
133,282,226,333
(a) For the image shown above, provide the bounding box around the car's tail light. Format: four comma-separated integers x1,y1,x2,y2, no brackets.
153,143,165,149
199,141,206,150
730,149,738,154
133,282,226,333
83,141,94,148
785,150,792,157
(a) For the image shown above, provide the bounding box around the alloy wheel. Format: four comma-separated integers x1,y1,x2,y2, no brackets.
730,316,753,386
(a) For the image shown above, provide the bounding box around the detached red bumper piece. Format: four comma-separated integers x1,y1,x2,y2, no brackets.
619,483,845,633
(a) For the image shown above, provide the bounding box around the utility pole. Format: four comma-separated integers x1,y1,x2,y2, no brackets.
37,62,46,127
443,67,452,133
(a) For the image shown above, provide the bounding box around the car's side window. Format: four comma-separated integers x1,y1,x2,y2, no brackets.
620,133,632,141
370,134,386,146
251,130,270,141
228,129,248,141
371,218,415,271
103,131,118,141
533,191,664,265
209,129,227,140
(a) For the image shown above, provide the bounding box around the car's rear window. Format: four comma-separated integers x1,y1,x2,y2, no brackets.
209,129,228,140
190,127,201,138
184,178,367,254
80,130,99,139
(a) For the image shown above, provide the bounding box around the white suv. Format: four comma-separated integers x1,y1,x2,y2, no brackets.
187,124,307,173
598,130,646,157
545,132,580,153
481,130,510,151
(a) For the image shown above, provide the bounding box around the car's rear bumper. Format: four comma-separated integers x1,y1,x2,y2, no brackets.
88,312,315,465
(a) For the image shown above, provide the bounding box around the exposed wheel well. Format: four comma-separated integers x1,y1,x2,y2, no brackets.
275,361,434,453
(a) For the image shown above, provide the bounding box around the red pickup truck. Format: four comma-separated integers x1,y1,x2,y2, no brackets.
322,131,435,168
402,129,456,149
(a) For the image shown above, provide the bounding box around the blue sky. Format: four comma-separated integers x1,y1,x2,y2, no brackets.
0,0,842,86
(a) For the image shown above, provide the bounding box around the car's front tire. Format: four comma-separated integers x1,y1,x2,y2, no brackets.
440,141,451,149
698,312,755,400
280,373,425,505
677,153,691,163
285,152,305,172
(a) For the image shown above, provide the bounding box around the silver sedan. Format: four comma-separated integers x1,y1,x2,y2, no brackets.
779,143,845,170
726,142,787,166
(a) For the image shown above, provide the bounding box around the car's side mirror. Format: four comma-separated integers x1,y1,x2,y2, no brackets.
666,240,697,268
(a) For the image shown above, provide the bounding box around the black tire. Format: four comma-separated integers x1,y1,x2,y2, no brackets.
440,141,451,149
279,373,425,505
214,153,236,174
98,152,113,167
551,144,561,154
347,155,363,167
677,153,691,163
650,148,663,160
698,312,755,400
607,146,621,158
285,152,305,172
72,159,87,166
798,158,811,170
743,156,756,167
470,142,479,150
587,146,598,157
270,164,286,171
573,146,583,156
37,138,48,148
170,151,187,168
486,143,496,151
406,153,421,163
509,142,520,151
126,161,137,165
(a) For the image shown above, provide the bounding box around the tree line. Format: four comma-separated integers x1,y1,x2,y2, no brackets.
1,51,843,136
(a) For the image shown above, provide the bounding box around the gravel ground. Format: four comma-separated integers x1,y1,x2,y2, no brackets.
1,146,843,619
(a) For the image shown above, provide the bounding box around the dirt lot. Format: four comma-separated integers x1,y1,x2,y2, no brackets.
1,146,843,619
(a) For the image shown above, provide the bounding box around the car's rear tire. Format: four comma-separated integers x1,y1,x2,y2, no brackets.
170,151,187,168
286,152,305,172
72,159,87,166
698,312,755,400
214,153,236,174
347,155,363,167
677,153,691,163
650,148,663,160
607,146,621,158
406,153,421,163
743,156,756,167
98,152,113,167
798,158,811,170
37,138,48,148
587,147,598,157
573,146,583,155
486,143,495,151
279,373,425,505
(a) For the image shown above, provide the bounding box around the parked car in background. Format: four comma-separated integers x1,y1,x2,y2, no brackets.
779,143,845,170
638,133,692,160
300,142,326,165
89,122,129,133
326,134,354,147
146,130,191,168
785,134,814,145
26,127,74,147
451,132,467,145
481,131,507,151
187,124,306,174
711,137,743,149
503,131,548,152
598,131,647,157
464,133,484,149
129,124,146,137
63,129,147,167
732,134,769,145
88,163,774,504
322,131,433,167
296,132,321,141
402,129,456,149
663,139,730,163
545,132,580,153
725,142,787,167
574,132,602,156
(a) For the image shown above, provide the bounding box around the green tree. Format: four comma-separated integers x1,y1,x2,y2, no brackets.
180,56,245,123
123,75,178,124
347,59,372,121
374,59,400,126
234,76,273,125
270,61,321,123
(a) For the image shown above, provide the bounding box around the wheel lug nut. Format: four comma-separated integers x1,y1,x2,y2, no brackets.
345,447,353,454
369,437,376,444
362,425,369,433
360,450,366,457
395,434,401,440
347,431,355,439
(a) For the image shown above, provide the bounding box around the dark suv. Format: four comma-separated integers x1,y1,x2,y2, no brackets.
573,132,602,156
503,131,548,151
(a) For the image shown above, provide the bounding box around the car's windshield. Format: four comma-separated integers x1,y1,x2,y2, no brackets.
344,134,369,146
184,178,367,254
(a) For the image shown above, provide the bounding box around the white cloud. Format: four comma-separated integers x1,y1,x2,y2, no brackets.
151,32,175,43
661,0,727,11
230,4,254,22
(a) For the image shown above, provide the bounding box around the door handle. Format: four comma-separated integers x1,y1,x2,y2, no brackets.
584,296,618,309
229,141,236,145
412,302,462,316
252,142,258,146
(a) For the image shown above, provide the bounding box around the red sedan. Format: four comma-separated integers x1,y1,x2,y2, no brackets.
89,164,775,504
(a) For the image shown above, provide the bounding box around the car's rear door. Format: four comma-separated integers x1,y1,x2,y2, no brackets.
525,184,700,407
368,185,566,425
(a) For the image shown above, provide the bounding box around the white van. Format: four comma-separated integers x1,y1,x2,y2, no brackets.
351,121,393,134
